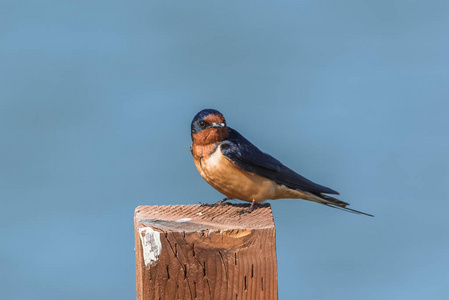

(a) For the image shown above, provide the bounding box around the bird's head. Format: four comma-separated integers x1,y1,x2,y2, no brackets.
191,109,229,145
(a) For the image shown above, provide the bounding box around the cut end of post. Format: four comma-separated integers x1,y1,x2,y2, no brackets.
135,203,274,233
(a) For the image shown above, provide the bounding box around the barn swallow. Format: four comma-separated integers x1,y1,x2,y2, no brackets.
190,108,373,216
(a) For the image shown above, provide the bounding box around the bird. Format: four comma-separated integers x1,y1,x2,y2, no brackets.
190,108,373,216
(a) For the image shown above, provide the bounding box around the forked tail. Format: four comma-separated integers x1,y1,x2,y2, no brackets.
319,194,374,217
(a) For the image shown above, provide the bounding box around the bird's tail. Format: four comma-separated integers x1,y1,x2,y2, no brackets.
318,194,374,217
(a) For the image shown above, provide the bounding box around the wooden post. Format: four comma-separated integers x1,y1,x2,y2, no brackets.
134,204,278,300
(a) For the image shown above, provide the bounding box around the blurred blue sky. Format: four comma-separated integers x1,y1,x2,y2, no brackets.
1,1,449,299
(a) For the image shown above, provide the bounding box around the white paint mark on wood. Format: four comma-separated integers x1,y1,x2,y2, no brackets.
139,227,162,266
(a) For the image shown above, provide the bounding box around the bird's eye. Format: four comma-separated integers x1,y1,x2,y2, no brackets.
198,121,207,128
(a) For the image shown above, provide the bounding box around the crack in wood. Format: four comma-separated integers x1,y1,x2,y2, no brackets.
164,233,194,300
205,278,212,300
193,281,197,299
217,250,228,281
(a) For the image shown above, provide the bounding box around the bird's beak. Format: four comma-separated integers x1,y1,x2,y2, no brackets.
212,123,225,128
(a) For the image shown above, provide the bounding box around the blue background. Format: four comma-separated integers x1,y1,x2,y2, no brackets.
1,1,448,299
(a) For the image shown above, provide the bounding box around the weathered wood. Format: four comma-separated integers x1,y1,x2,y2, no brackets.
134,204,278,300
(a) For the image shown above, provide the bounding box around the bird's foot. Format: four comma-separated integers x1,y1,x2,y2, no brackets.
237,200,258,214
200,197,231,207
237,208,254,214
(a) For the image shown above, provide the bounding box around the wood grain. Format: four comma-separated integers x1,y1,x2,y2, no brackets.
134,204,278,300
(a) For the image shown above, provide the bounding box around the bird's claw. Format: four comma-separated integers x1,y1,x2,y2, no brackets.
200,198,231,207
200,202,229,207
237,208,253,214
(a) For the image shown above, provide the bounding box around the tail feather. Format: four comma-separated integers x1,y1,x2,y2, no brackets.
316,193,374,217
320,194,349,207
323,202,374,217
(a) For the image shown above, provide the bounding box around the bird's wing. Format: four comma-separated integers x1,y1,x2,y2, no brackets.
220,128,339,196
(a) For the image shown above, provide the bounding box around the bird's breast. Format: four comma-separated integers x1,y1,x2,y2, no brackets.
191,143,278,202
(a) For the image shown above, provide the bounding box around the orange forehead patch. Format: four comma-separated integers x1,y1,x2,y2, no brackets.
203,113,225,124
